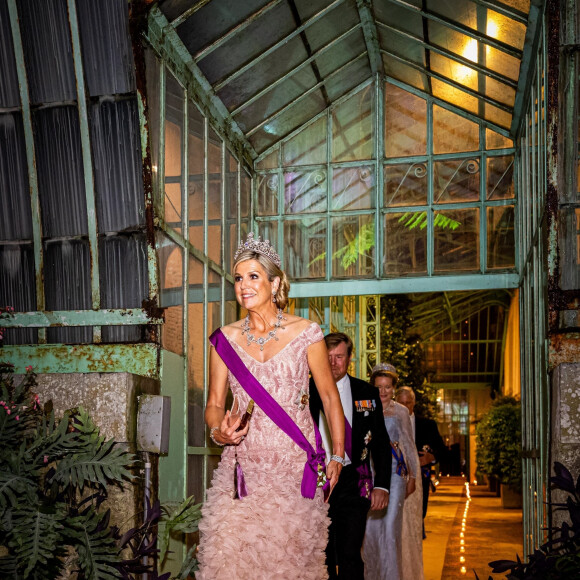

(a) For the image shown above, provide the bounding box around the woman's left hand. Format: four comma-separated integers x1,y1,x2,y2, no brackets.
325,460,343,501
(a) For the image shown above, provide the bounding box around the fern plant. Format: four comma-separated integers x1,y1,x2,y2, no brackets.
0,362,152,579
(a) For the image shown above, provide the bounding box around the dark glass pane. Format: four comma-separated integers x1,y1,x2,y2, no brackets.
487,205,515,270
256,172,278,216
0,243,36,344
34,106,88,237
434,208,479,272
284,168,327,214
384,82,426,158
332,166,374,210
44,239,92,343
188,101,204,251
224,151,237,273
76,0,135,97
156,232,183,355
90,98,145,232
0,0,20,107
18,0,76,104
331,214,374,278
332,87,373,162
208,128,222,266
383,162,428,207
383,212,427,275
284,218,327,280
0,113,32,240
487,155,515,200
99,233,148,342
433,158,480,204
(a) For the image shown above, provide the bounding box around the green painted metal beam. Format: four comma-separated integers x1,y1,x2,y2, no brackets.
7,0,45,341
0,309,162,327
1,343,159,377
290,274,519,298
356,0,384,75
169,0,213,28
67,0,101,317
511,0,546,138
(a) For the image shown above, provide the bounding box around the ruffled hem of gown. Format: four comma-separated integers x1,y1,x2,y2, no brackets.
196,454,330,580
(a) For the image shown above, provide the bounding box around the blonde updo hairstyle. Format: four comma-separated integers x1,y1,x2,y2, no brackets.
233,250,290,311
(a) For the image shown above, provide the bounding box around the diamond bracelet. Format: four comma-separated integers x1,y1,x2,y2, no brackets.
210,427,224,446
330,454,346,465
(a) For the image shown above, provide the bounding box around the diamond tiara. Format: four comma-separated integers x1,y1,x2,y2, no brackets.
371,362,398,376
234,232,281,268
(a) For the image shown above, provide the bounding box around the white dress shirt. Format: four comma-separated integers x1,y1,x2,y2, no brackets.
319,374,352,466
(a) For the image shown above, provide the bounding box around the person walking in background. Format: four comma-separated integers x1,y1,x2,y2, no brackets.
310,333,392,580
396,387,446,526
363,364,421,580
197,233,345,579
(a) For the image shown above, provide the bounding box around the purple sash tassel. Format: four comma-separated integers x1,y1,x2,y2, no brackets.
234,458,248,499
210,329,328,500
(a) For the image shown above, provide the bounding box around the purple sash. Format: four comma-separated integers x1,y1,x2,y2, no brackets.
344,418,373,499
210,328,328,500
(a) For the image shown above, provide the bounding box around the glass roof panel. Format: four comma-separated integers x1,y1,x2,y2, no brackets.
172,0,269,55
383,57,430,94
313,32,367,77
302,1,361,52
433,105,479,154
324,56,372,102
234,67,319,134
194,2,297,85
503,0,530,11
484,44,522,81
374,2,424,37
486,128,514,150
249,90,327,153
217,35,310,111
378,29,426,68
431,78,480,116
484,103,512,129
430,53,480,93
486,10,527,51
485,77,516,108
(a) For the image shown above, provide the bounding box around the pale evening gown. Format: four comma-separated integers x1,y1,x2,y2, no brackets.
400,416,424,580
196,323,330,580
363,400,420,580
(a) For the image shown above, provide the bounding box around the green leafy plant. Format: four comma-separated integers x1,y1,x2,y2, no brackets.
0,362,203,579
475,396,522,487
475,461,580,579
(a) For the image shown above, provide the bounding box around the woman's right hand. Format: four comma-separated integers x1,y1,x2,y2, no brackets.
212,410,249,446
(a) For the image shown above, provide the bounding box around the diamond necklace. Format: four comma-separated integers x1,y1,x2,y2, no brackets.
241,308,286,351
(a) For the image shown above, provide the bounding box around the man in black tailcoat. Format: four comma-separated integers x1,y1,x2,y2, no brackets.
310,332,391,580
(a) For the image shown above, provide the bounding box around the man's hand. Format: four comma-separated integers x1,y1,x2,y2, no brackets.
370,488,389,511
418,450,435,466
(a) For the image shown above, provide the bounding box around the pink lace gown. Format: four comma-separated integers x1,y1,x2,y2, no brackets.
196,323,330,580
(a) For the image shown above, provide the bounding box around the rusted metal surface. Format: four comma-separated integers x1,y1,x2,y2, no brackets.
1,343,160,378
549,333,580,368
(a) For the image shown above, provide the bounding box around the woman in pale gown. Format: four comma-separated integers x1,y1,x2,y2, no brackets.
397,386,424,580
363,365,422,580
196,233,346,580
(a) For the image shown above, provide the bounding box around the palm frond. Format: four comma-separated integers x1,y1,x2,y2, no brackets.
159,497,202,563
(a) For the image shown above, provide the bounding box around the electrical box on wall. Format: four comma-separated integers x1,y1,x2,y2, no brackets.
137,395,171,454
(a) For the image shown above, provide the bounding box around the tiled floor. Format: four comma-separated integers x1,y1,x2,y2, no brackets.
422,476,523,580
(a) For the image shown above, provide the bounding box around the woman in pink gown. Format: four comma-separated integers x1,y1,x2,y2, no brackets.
196,234,345,579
